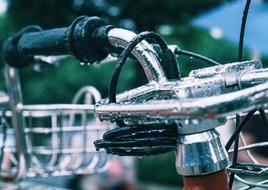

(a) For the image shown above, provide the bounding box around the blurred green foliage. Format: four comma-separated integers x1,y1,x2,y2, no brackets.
137,153,183,186
0,0,267,187
6,0,232,30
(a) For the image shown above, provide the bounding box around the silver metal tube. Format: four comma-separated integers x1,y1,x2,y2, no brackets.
235,175,268,189
239,68,268,87
107,28,167,83
20,104,95,111
95,81,268,122
71,86,101,104
4,66,29,180
100,60,268,104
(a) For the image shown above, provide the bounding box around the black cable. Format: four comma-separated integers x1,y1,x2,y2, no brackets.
101,124,177,140
106,147,176,156
108,31,168,103
228,1,252,188
259,108,268,134
174,49,220,66
225,110,256,151
229,115,240,189
94,123,178,156
238,0,252,62
95,138,176,149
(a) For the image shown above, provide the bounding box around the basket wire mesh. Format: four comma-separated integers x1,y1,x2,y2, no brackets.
227,118,268,190
0,84,113,179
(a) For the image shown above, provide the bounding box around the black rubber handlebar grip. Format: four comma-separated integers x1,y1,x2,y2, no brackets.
18,28,71,56
2,16,112,68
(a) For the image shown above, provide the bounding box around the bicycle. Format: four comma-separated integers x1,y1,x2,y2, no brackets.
1,1,268,189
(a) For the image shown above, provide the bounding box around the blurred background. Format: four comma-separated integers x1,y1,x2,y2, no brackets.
1,0,268,189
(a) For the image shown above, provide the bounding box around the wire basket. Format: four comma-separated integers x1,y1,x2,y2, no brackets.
0,68,113,181
226,117,268,190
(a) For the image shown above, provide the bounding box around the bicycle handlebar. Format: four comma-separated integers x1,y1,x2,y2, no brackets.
3,15,267,187
2,16,169,82
2,16,111,67
18,28,71,56
96,79,268,121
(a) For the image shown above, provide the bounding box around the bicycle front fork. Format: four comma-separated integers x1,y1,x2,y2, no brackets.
176,129,229,190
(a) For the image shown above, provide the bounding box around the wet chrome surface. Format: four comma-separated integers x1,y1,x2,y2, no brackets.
176,129,229,176
96,60,268,135
108,28,167,83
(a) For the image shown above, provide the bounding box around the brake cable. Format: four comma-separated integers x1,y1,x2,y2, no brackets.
174,48,220,66
228,0,251,187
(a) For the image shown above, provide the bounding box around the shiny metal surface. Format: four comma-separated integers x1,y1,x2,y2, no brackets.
226,135,268,189
93,55,268,178
108,28,167,83
110,60,262,103
96,79,268,121
176,129,229,176
4,66,29,181
96,60,268,134
0,84,112,179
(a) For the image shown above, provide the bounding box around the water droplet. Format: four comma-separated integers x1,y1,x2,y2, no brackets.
192,119,199,125
126,148,131,152
80,62,85,65
247,166,253,171
127,96,131,101
138,156,143,159
190,56,193,59
118,112,122,118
